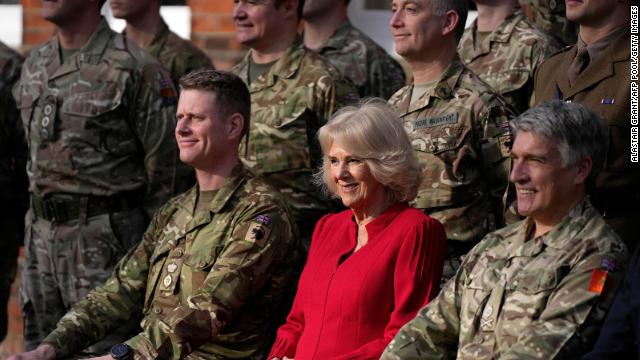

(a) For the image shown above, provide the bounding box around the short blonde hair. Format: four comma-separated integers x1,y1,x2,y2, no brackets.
315,100,423,203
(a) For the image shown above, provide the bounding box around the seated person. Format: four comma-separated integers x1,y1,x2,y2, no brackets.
584,244,640,359
382,100,628,359
9,70,300,360
268,101,447,359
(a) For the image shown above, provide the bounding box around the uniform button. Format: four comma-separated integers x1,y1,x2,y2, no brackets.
153,307,162,314
428,145,436,152
41,116,50,127
175,248,184,257
43,105,53,115
198,261,206,268
41,128,49,139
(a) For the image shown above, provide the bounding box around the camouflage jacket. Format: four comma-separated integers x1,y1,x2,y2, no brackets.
382,198,628,360
13,19,179,216
42,162,300,359
518,0,578,46
388,59,514,244
145,19,213,89
459,12,561,114
0,41,27,205
232,41,358,219
314,20,406,99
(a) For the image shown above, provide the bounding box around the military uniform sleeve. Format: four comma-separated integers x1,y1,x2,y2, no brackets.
478,102,514,226
368,57,406,101
125,203,294,359
41,212,161,358
312,74,358,127
381,244,483,359
498,245,627,360
129,63,179,217
584,245,640,359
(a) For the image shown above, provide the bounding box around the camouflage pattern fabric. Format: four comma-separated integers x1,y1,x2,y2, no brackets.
13,18,180,349
518,0,578,46
42,163,301,360
458,11,561,114
314,20,406,99
232,40,358,243
0,40,27,342
145,19,213,90
388,58,514,283
382,198,628,360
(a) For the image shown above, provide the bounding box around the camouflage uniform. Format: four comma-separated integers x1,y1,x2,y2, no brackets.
388,58,514,284
458,11,561,114
42,163,300,360
314,20,406,99
232,41,358,244
0,40,27,342
144,19,213,89
518,0,578,46
13,19,180,350
382,198,628,360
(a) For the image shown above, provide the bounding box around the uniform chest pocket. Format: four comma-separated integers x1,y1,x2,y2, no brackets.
60,83,123,118
409,111,471,155
484,69,529,95
184,245,225,290
253,104,312,173
508,269,559,294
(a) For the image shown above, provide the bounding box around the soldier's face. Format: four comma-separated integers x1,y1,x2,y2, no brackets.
175,90,229,170
233,0,289,49
42,0,91,25
390,0,444,60
110,0,154,20
566,0,613,27
328,140,386,215
510,131,586,227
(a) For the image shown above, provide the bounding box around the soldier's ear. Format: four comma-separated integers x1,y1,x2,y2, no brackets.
440,10,459,38
226,113,245,141
573,156,593,185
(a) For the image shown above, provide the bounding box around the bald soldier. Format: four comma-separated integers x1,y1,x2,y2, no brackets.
12,0,181,351
110,0,213,88
389,0,514,284
8,70,300,360
458,0,560,114
533,0,636,251
232,0,358,245
302,0,406,99
383,101,627,360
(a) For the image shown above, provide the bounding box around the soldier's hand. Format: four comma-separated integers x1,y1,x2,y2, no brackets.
7,343,56,360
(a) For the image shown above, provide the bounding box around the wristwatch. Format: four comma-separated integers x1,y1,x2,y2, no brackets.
110,343,132,360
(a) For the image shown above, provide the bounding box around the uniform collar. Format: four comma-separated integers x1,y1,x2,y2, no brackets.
460,10,522,61
399,58,465,116
44,18,114,80
236,38,306,92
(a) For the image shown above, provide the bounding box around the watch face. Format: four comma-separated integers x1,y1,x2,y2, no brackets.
111,343,130,359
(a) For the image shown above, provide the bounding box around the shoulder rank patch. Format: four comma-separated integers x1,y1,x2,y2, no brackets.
244,220,271,243
588,257,616,294
159,77,177,107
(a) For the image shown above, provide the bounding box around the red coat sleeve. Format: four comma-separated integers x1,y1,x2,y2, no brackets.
333,215,447,359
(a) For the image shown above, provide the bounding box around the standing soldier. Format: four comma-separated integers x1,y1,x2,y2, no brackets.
302,0,406,99
533,0,636,251
13,0,180,352
389,0,514,284
518,0,578,46
382,101,627,360
109,0,214,89
458,0,560,114
0,40,27,342
232,0,358,245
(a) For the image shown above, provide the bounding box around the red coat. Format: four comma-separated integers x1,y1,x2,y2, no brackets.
268,203,447,359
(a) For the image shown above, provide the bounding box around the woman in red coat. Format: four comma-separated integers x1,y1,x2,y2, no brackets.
268,101,447,360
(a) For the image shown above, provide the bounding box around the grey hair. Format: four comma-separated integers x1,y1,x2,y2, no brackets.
431,0,468,43
314,99,423,203
509,100,609,184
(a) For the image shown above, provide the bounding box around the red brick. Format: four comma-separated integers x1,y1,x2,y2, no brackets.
192,13,236,33
23,9,54,30
21,0,43,10
23,28,56,46
188,0,234,13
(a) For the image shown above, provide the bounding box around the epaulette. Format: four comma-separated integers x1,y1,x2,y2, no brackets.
548,43,575,58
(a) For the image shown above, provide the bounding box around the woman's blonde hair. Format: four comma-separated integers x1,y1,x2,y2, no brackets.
314,99,423,203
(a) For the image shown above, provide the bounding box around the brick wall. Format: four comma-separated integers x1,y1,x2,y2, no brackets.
187,0,244,70
21,0,55,50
